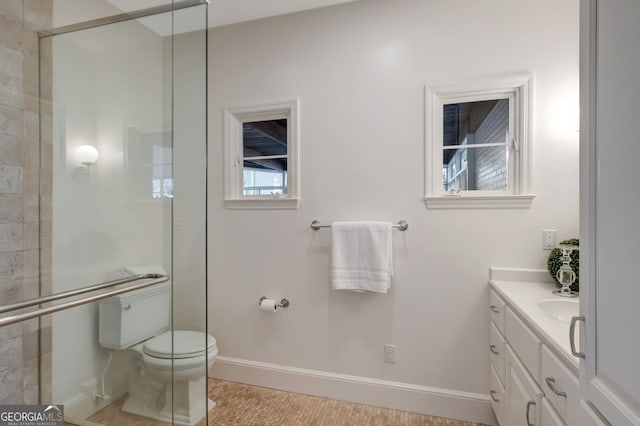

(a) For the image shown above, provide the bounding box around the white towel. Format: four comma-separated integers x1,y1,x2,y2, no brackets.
330,221,393,293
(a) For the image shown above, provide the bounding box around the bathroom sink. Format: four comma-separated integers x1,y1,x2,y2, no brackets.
537,299,579,323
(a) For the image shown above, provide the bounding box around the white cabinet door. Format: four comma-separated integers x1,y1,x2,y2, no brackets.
506,346,542,426
578,400,610,426
580,0,640,423
540,397,565,426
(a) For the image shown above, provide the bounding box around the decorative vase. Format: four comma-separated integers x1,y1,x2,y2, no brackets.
546,238,579,293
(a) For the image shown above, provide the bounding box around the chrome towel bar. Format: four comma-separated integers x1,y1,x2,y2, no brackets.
310,219,408,231
0,274,169,329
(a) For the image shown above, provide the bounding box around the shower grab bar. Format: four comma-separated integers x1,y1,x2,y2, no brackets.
0,274,169,329
310,219,409,231
0,274,167,315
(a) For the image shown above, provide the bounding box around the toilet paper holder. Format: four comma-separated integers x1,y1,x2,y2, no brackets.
259,296,290,308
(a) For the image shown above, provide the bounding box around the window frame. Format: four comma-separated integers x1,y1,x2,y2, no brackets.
223,99,300,209
424,75,535,209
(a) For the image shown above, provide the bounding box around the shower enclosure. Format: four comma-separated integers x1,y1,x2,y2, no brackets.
0,1,208,425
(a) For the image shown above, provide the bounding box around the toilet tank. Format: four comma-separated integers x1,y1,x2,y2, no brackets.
99,281,171,350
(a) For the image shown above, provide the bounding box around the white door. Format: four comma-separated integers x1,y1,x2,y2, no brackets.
579,0,640,423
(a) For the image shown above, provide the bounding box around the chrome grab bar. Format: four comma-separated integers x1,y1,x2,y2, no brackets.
0,274,166,315
0,274,169,329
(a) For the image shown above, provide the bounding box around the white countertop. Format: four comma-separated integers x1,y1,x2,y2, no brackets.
489,268,580,372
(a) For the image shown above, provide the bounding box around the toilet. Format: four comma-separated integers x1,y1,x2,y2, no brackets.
98,276,217,425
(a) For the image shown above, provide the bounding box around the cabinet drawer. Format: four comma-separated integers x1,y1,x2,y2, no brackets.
490,363,506,425
490,320,506,383
541,345,579,423
490,289,506,334
541,397,566,425
506,306,541,382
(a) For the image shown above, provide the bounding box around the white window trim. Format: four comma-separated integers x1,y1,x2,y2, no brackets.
424,75,535,209
223,99,300,209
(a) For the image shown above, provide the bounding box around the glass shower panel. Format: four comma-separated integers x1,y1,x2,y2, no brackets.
165,4,210,426
37,3,208,425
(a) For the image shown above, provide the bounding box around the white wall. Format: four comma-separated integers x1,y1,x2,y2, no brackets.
207,0,579,421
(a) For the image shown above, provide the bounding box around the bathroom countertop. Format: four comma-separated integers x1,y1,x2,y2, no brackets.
489,268,580,372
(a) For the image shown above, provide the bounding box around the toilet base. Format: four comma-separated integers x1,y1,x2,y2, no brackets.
158,375,214,425
121,353,215,425
123,397,215,426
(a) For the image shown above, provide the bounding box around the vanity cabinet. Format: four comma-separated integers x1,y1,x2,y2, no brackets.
489,288,579,425
488,289,507,424
580,0,640,424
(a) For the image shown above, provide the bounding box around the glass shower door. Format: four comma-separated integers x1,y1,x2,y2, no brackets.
36,2,207,425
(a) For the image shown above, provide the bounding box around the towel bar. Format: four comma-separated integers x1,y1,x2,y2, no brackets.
0,274,169,329
310,219,408,231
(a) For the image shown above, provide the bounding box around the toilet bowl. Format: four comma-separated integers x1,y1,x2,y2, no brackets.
123,330,218,425
98,273,216,426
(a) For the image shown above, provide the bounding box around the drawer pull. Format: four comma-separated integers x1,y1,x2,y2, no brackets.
570,315,586,359
490,345,499,355
545,377,567,397
490,390,500,402
490,305,500,314
526,400,536,426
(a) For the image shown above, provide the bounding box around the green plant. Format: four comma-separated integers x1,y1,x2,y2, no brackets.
546,238,579,292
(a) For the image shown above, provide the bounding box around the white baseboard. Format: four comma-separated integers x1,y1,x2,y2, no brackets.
64,393,97,420
210,356,497,425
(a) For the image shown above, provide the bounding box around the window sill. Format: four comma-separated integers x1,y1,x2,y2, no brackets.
424,194,535,209
223,197,299,210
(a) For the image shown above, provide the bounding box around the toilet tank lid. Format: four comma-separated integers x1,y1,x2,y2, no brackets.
99,280,170,305
143,330,216,359
123,264,167,276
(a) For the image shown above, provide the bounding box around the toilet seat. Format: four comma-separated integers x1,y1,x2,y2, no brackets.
143,330,217,359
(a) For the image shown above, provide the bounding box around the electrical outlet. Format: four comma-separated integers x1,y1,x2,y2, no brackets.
384,344,396,364
542,229,556,250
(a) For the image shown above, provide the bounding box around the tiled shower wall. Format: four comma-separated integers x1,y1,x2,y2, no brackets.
0,1,52,405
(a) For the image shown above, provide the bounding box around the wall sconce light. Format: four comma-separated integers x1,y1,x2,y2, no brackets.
77,145,99,167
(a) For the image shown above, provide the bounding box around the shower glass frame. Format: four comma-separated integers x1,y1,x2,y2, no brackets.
37,1,208,424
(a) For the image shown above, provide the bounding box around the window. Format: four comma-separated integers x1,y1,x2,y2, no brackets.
224,99,299,209
151,143,173,198
242,119,288,195
425,75,534,209
125,127,173,200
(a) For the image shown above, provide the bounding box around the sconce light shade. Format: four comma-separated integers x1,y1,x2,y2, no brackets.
77,145,99,166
